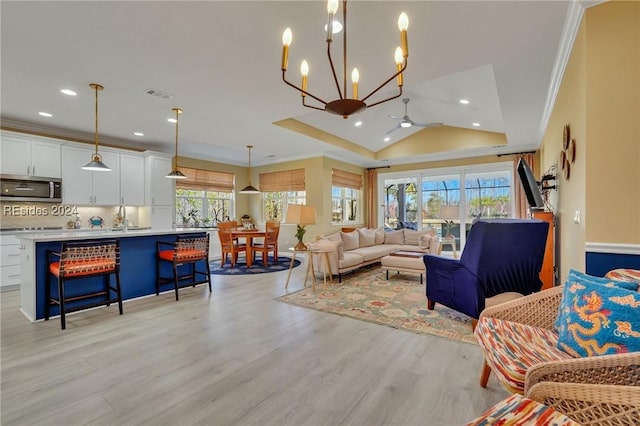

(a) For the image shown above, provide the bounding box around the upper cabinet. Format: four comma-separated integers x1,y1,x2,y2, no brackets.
1,132,61,178
61,145,120,205
145,155,174,206
120,154,145,205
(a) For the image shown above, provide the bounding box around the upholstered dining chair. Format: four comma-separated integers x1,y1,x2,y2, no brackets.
423,218,549,326
251,222,280,266
217,221,246,267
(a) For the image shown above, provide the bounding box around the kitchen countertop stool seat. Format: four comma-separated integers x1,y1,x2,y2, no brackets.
45,239,123,330
156,233,211,301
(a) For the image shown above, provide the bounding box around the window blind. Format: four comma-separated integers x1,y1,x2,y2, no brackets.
259,168,305,192
332,168,362,189
176,167,234,192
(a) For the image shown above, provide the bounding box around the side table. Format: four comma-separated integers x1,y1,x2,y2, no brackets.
438,236,458,259
284,247,333,291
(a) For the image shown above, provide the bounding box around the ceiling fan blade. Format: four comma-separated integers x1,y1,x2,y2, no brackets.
413,122,444,128
384,124,402,134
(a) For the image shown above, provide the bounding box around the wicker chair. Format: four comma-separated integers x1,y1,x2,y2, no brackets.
473,286,640,424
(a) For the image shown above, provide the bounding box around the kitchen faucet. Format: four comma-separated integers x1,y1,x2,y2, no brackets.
117,204,128,231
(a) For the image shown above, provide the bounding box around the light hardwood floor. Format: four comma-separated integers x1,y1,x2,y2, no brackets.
1,262,508,426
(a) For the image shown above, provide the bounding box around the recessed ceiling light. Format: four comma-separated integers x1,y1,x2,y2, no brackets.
384,137,391,142
459,99,470,104
134,132,144,136
324,20,343,34
354,121,363,127
38,112,52,117
60,89,77,96
167,118,177,123
472,122,480,127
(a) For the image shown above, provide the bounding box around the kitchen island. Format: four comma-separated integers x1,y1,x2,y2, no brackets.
17,229,207,322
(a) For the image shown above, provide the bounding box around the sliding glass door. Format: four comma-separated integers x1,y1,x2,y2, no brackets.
379,162,514,251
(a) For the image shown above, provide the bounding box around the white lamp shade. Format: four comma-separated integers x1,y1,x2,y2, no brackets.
439,205,459,220
285,204,317,225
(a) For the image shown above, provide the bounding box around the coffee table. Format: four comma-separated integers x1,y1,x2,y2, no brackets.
380,250,427,284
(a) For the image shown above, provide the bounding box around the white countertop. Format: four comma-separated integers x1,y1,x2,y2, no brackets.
16,228,208,242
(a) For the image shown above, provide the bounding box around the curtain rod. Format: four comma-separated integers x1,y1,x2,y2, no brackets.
367,165,391,170
496,150,536,158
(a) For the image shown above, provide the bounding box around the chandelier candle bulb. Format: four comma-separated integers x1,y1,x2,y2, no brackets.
301,60,309,96
326,0,339,41
398,13,409,58
281,28,292,71
351,68,359,99
395,47,404,86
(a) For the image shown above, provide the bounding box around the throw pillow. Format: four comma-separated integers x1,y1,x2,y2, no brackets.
556,277,640,357
324,233,344,259
357,228,376,248
555,269,640,331
374,228,385,245
341,231,359,251
403,229,426,246
384,229,404,245
418,234,432,251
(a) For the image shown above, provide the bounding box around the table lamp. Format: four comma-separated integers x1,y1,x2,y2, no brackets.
285,204,317,250
439,205,459,238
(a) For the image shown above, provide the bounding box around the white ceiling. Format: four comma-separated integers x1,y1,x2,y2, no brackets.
1,1,572,168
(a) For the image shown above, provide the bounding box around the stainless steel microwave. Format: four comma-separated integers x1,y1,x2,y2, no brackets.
0,175,62,202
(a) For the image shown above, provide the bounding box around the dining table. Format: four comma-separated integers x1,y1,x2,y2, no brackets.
230,228,267,267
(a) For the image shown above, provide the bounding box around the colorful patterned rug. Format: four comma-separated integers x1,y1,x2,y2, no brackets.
276,268,476,344
210,256,300,275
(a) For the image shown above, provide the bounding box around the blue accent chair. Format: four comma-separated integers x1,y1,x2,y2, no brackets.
423,219,549,320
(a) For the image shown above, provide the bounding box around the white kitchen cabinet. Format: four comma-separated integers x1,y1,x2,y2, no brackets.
1,132,61,178
0,234,21,290
120,154,145,205
61,145,120,205
146,155,174,206
150,205,174,230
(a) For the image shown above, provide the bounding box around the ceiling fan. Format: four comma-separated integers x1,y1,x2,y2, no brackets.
385,98,443,134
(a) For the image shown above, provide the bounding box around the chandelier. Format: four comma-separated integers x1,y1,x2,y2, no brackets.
281,0,409,119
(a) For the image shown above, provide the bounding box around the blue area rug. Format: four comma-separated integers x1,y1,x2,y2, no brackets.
209,256,301,275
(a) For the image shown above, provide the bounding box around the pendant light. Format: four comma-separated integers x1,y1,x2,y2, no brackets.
165,107,187,179
82,83,112,171
239,145,260,194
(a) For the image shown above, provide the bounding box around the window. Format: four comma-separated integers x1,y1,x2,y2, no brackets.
263,191,306,221
259,168,306,222
174,167,235,226
331,168,362,224
464,171,512,219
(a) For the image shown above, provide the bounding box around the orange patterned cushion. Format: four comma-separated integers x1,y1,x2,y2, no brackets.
467,393,578,426
474,317,573,394
49,258,116,277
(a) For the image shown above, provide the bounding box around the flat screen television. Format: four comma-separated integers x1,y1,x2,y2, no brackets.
516,158,545,211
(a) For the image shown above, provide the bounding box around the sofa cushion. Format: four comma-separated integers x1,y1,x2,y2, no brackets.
384,230,404,245
341,231,359,251
325,232,344,259
340,252,364,270
351,245,395,262
403,229,425,246
357,228,376,248
419,234,433,251
374,228,385,245
467,393,579,426
475,317,572,394
556,277,640,357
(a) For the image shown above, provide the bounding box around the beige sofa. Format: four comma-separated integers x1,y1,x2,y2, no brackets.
309,227,440,282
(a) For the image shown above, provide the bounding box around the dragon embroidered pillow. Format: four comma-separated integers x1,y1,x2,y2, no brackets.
556,277,640,357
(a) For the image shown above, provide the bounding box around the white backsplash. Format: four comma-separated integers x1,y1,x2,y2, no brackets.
1,202,143,230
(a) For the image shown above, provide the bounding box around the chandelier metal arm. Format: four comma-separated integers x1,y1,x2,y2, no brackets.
365,86,403,109
326,42,344,100
282,71,328,106
360,59,408,104
302,97,327,111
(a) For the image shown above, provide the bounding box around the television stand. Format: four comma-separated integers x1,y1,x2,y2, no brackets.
532,211,555,289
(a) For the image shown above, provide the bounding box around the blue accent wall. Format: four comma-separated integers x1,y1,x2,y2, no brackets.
585,251,640,278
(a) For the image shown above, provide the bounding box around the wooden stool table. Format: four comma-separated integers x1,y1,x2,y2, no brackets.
285,247,333,291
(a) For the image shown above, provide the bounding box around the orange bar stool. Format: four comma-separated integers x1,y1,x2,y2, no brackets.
45,239,123,330
156,233,211,301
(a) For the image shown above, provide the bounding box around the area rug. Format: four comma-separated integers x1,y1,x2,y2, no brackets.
210,256,300,275
276,268,476,344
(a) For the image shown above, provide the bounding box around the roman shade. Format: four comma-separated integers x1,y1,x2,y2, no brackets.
259,168,305,192
332,169,362,189
176,167,234,192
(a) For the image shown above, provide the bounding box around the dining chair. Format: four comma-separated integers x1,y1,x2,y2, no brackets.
251,222,280,266
217,221,246,267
